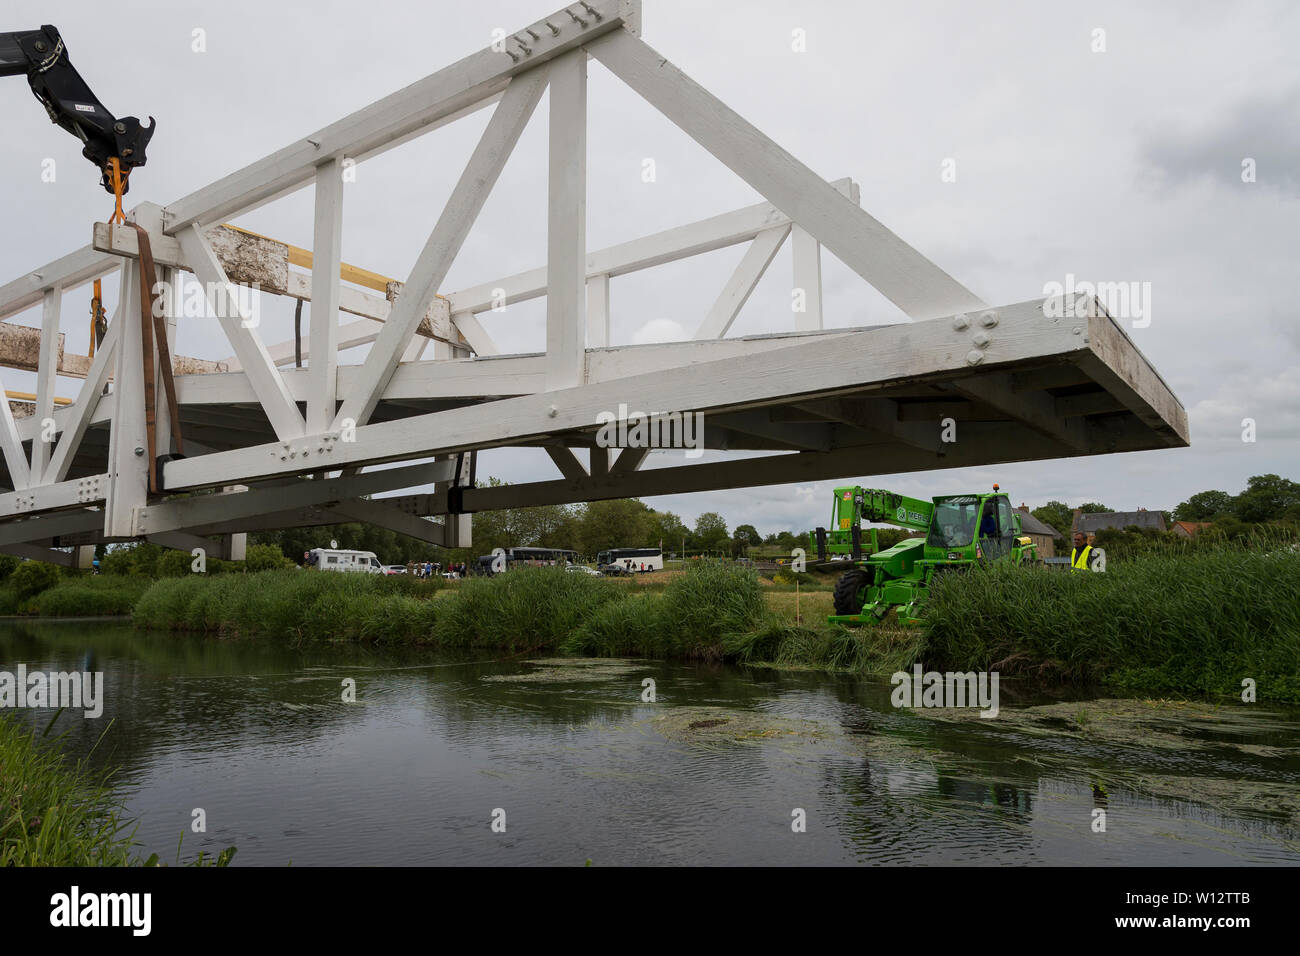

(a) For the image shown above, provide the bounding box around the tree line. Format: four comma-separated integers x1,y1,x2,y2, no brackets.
248,473,1300,566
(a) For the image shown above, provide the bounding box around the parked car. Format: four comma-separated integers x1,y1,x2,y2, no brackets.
597,563,632,576
385,565,407,575
566,564,602,576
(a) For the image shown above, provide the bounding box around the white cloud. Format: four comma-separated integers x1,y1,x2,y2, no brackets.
630,319,689,344
1189,365,1300,444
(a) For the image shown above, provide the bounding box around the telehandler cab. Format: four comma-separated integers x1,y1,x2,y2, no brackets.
810,484,1039,626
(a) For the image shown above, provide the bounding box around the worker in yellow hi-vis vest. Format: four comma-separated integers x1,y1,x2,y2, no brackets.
1070,531,1093,571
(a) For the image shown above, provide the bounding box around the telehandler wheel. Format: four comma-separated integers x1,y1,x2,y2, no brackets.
832,568,872,616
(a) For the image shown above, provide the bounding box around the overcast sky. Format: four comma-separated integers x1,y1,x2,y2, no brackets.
2,0,1297,538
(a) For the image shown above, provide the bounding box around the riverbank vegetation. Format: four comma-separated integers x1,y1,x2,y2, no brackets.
130,541,1300,701
0,715,139,865
7,533,1298,700
130,562,912,670
925,541,1300,701
0,716,237,866
0,544,291,617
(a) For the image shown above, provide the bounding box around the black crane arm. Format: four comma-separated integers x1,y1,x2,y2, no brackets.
0,25,154,195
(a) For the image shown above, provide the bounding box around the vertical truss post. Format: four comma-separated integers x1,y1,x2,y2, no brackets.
546,51,587,390
587,274,610,348
436,452,474,549
46,290,122,484
309,158,344,433
791,226,822,331
154,266,180,459
31,286,62,478
104,242,149,536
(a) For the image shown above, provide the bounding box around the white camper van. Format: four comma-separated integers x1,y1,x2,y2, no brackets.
306,548,385,574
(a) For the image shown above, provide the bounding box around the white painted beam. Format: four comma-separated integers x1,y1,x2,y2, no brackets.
949,372,1089,454
30,287,62,478
0,543,74,566
0,367,31,489
178,225,306,441
694,225,789,339
93,222,185,268
797,397,943,454
545,445,589,481
588,31,986,320
791,226,822,331
715,409,832,451
0,508,103,547
451,311,499,356
160,1,637,234
610,446,649,475
134,459,456,535
162,297,1093,489
308,159,345,433
333,68,550,430
587,274,610,349
45,299,122,483
444,178,855,316
546,51,588,390
0,246,116,322
104,257,148,537
0,473,107,516
329,498,449,545
460,427,1069,512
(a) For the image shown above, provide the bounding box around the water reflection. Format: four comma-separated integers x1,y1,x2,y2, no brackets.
1,619,1297,866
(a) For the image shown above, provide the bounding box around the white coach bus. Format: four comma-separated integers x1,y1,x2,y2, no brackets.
596,547,664,572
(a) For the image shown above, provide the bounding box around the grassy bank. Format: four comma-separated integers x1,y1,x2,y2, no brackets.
0,716,237,866
17,544,1300,699
133,571,444,643
131,563,905,672
924,547,1300,701
0,575,155,617
0,716,141,865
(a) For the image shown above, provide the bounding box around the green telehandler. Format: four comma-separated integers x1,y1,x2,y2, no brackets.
810,484,1040,626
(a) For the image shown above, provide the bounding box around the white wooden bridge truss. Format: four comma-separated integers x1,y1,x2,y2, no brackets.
0,1,1187,564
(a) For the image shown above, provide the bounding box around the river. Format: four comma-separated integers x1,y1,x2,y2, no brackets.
3,618,1298,866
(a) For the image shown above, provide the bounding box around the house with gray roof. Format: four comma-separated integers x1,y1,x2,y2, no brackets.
1072,508,1167,539
1014,505,1063,558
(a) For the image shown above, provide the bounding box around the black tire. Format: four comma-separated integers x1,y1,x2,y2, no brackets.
832,568,872,616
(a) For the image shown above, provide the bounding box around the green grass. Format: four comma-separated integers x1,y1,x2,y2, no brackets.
126,563,903,674
0,714,237,866
726,620,927,674
84,544,1300,696
923,546,1300,701
19,576,155,617
430,567,622,652
565,562,768,660
133,569,444,641
0,714,140,866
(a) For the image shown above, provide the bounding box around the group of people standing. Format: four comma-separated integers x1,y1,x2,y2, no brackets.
407,561,465,578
